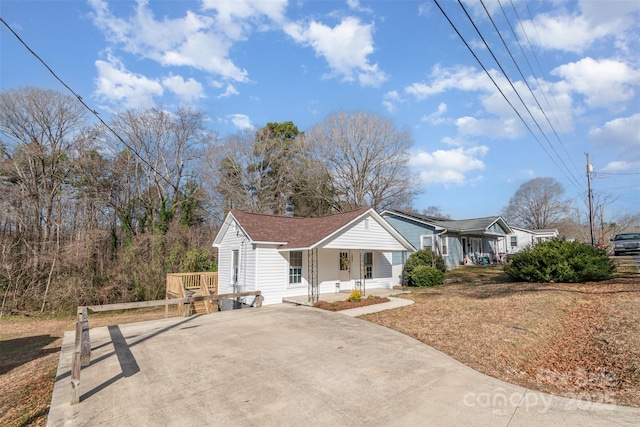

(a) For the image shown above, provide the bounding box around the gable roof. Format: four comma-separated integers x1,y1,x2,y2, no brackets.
213,207,415,252
228,208,369,249
382,209,513,235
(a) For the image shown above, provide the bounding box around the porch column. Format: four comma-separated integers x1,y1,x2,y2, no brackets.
307,248,319,303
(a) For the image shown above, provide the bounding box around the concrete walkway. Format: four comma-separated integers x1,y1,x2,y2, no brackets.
48,304,640,427
282,288,415,316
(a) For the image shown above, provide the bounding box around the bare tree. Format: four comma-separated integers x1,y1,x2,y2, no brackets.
106,106,212,233
502,177,571,229
421,206,450,219
0,87,88,311
305,111,419,212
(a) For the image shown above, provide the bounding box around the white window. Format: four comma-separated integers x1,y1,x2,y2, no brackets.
440,237,448,256
289,251,302,284
510,236,517,247
231,250,239,284
364,252,373,279
421,235,433,251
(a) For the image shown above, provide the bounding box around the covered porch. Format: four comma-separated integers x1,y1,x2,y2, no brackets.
300,247,399,304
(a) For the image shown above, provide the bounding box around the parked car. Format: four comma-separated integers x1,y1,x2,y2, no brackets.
611,233,640,256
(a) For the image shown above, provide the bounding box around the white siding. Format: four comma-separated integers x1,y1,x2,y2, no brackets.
323,214,409,251
217,220,256,295
508,229,535,254
255,245,289,306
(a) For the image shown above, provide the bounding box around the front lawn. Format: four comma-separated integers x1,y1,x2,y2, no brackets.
363,263,640,407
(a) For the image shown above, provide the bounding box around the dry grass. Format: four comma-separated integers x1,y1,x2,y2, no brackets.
363,262,640,407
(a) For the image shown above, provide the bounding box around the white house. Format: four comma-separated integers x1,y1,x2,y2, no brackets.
508,227,559,254
212,208,415,306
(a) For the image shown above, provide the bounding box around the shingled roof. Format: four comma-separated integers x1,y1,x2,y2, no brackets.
383,209,512,235
229,207,370,250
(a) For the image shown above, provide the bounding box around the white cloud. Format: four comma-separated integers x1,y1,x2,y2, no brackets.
589,113,640,158
217,84,240,99
227,113,254,130
600,161,640,173
284,16,387,87
94,57,163,109
456,116,523,139
382,90,402,113
421,102,447,125
552,58,640,109
89,0,250,83
404,65,491,100
517,1,640,53
346,0,373,13
201,0,288,38
410,145,488,185
162,74,204,103
517,13,608,54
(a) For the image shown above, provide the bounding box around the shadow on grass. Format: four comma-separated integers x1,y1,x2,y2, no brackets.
0,335,60,374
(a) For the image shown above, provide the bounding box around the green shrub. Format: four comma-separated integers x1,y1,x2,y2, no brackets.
403,249,446,286
410,265,445,287
504,238,615,283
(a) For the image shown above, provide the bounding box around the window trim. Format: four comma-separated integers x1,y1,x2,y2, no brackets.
440,236,449,256
231,249,239,284
510,236,518,247
289,251,303,285
420,235,434,251
364,252,373,279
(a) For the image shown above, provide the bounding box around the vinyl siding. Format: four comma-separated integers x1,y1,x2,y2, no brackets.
323,214,409,251
255,245,289,306
383,214,435,265
217,221,255,295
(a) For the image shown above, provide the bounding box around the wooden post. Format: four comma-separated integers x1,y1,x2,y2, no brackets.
70,320,82,404
255,291,262,307
79,307,91,366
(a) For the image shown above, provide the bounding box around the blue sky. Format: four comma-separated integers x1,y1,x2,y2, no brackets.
1,0,639,220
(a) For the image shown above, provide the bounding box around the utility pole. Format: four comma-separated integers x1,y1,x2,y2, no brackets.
586,153,595,246
600,204,606,247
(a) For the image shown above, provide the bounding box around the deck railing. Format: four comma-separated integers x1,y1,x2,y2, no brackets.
166,272,218,315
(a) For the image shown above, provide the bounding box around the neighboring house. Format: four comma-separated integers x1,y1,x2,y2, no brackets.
212,207,415,306
380,209,513,276
508,227,559,254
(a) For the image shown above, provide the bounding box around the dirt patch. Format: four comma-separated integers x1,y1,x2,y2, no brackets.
313,296,390,311
363,278,640,407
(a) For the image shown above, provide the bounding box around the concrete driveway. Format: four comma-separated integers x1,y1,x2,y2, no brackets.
48,304,640,426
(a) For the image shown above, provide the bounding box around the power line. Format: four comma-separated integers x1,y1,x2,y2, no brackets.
476,0,583,191
0,17,177,191
432,0,585,193
494,0,580,176
516,0,573,133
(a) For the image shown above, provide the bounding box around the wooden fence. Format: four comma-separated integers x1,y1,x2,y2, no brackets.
70,290,262,405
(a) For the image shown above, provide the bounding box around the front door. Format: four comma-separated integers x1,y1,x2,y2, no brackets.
339,251,351,290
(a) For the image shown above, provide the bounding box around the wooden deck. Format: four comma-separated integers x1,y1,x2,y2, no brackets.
166,272,218,315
